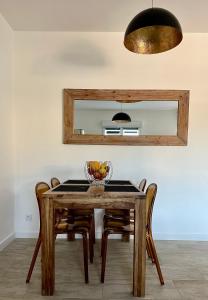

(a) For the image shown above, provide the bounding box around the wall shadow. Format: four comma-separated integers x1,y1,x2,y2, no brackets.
57,38,110,68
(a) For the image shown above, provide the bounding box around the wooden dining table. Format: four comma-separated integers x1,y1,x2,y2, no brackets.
41,180,146,297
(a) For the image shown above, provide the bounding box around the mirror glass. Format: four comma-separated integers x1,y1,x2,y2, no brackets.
74,100,178,136
64,89,189,146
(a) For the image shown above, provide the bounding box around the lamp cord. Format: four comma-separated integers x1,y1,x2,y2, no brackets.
152,0,153,8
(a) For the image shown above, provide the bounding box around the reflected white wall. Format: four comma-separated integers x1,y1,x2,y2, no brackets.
75,109,177,135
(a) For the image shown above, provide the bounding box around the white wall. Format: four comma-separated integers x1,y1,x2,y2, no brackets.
0,14,15,249
13,32,208,240
75,109,177,135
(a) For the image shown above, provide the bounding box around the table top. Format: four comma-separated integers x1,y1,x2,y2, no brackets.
52,184,139,193
63,179,133,185
43,180,145,203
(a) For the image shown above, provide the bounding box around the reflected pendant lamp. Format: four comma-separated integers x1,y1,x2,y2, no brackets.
112,112,131,123
124,6,183,54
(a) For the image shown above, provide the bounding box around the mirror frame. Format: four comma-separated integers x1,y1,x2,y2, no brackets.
63,89,189,146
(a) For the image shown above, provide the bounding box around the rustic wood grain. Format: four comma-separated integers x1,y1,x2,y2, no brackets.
63,89,189,146
41,196,55,296
133,197,146,297
65,89,187,100
177,91,189,144
41,185,146,297
63,90,74,144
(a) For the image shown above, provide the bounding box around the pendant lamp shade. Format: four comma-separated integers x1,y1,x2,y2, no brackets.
112,112,131,123
124,7,183,54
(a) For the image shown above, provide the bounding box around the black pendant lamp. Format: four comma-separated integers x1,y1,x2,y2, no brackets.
124,3,183,54
112,112,131,123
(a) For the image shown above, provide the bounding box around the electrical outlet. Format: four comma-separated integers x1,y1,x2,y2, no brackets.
25,214,32,222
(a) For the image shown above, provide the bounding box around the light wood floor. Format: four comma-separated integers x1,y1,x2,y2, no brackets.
0,239,208,299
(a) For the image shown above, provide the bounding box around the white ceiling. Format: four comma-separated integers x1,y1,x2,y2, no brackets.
0,0,207,32
75,100,178,110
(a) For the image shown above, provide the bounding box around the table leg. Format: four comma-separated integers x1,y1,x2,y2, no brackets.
133,198,146,297
41,196,55,296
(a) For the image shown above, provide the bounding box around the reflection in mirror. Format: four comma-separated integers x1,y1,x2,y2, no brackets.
74,100,178,136
63,89,189,146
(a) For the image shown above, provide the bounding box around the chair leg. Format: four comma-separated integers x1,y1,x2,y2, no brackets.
26,235,41,283
146,236,152,258
89,219,94,263
149,234,164,285
92,214,96,244
146,236,155,263
100,233,104,257
82,232,89,283
67,232,75,241
122,233,130,242
101,231,109,283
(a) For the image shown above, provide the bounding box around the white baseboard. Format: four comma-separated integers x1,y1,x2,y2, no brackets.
15,231,120,239
0,233,15,251
15,231,208,242
95,232,122,239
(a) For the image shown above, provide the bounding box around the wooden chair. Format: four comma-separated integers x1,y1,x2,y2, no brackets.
50,177,71,226
104,178,147,218
50,177,95,258
26,182,91,284
51,177,60,187
50,177,68,218
51,177,95,244
104,179,147,241
138,178,147,192
101,183,164,285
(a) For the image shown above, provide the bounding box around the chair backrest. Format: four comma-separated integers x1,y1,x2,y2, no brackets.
145,183,157,229
138,178,147,192
51,177,60,188
35,182,50,229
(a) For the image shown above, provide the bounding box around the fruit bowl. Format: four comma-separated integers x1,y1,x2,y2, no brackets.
84,161,112,185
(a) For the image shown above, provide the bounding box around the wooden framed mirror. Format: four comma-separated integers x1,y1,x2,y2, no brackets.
63,89,189,146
